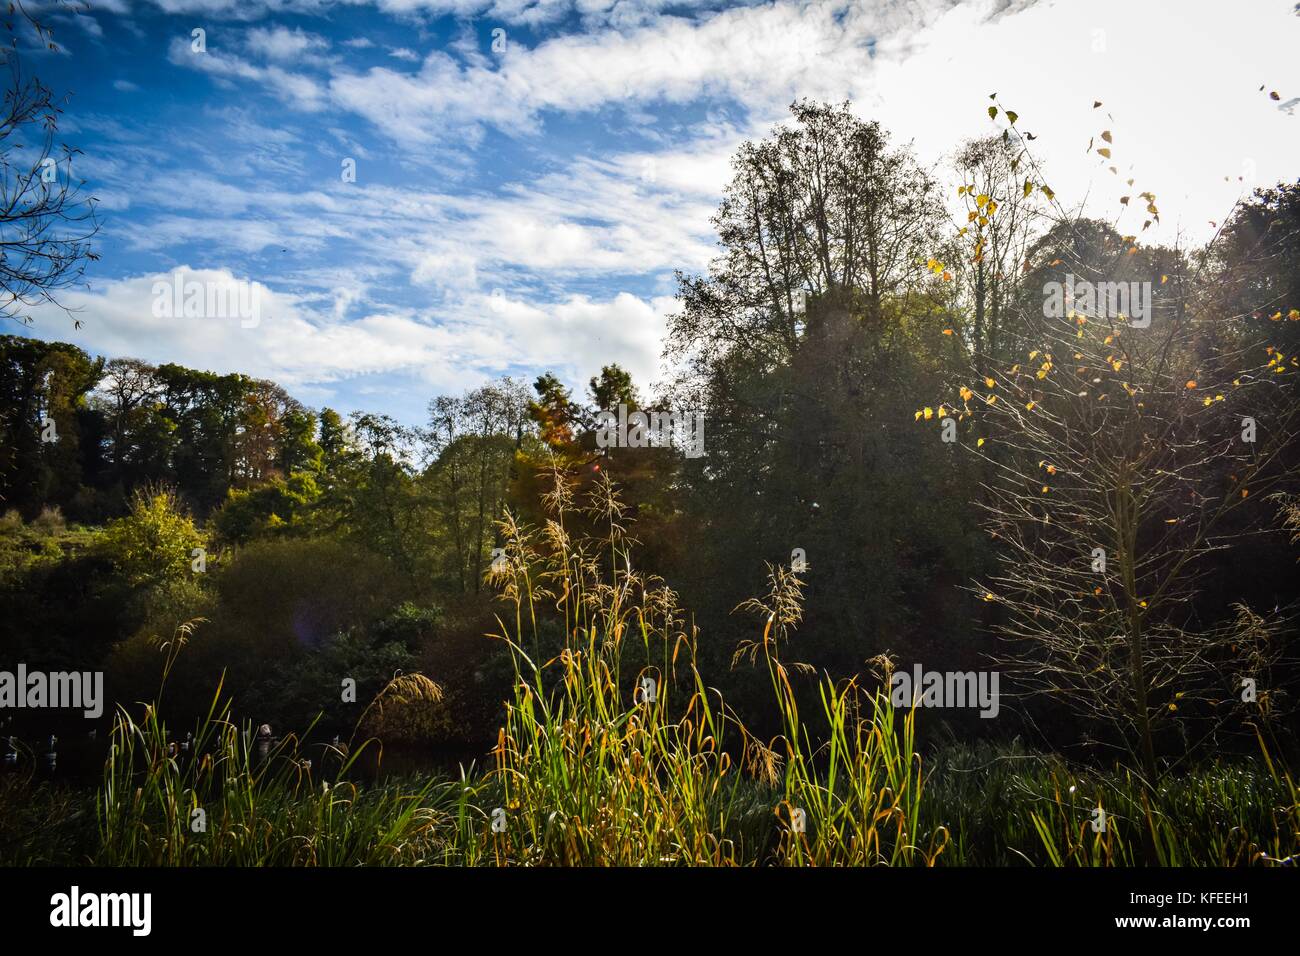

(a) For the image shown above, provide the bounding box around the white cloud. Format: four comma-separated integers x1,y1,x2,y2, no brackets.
72,0,1300,419
325,1,951,144
166,36,328,111
33,269,675,404
246,25,330,62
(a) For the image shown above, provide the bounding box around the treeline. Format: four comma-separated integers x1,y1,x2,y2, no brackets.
3,102,1299,765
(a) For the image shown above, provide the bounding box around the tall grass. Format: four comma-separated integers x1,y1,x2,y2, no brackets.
923,737,1299,866
96,627,460,865
10,465,1295,866
469,466,945,865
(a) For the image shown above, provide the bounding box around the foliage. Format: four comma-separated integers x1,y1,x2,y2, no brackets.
100,487,205,590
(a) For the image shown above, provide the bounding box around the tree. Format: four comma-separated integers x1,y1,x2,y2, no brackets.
425,378,530,592
662,102,972,703
950,223,1300,779
0,3,99,326
101,486,206,590
946,134,1048,379
0,334,102,514
670,99,943,385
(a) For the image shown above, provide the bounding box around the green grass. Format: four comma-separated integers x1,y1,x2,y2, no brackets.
922,738,1299,866
2,473,1296,867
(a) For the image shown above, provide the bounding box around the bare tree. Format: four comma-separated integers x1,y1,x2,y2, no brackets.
0,1,98,326
957,272,1298,781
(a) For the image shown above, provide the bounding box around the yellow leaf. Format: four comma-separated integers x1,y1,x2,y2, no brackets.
923,407,934,420
984,377,997,389
977,438,986,447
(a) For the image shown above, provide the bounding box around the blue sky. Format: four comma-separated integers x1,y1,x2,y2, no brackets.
16,0,1300,424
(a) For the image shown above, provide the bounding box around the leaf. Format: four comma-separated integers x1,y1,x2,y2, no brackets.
977,438,986,447
1097,148,1111,158
1023,178,1033,198
1100,130,1112,143
1006,110,1018,124
988,105,998,120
